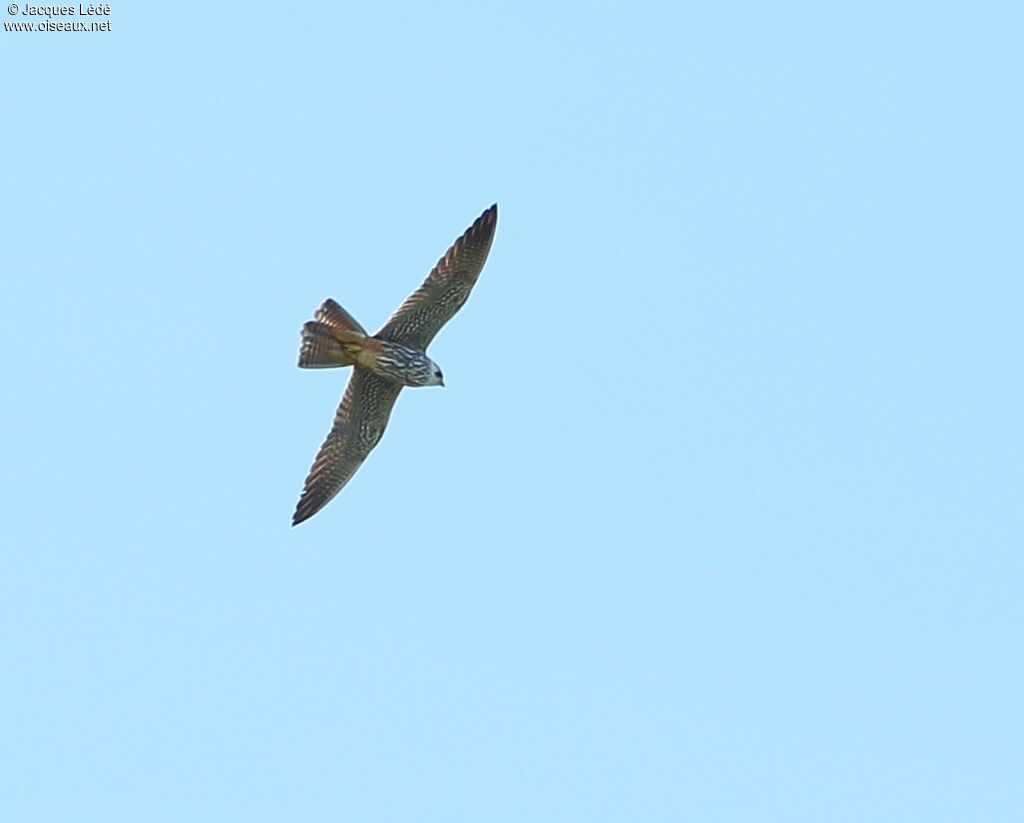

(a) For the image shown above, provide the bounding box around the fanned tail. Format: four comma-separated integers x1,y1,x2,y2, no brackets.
297,300,368,368
315,298,367,336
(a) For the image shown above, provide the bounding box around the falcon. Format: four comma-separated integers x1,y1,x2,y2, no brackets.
292,204,498,525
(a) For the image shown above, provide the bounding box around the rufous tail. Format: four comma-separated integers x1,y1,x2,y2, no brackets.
297,299,368,368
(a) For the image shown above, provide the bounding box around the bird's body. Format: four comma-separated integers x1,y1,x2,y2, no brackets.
300,324,443,386
292,204,498,525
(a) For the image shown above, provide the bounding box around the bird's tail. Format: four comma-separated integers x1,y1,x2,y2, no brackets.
297,299,369,368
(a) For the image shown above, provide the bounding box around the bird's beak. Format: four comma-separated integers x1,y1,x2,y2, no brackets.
440,378,445,387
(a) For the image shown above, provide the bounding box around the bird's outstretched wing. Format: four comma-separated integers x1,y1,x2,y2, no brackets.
375,204,498,351
292,369,403,525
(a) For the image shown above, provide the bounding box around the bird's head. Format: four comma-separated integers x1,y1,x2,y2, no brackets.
402,352,444,387
375,342,446,387
424,361,444,387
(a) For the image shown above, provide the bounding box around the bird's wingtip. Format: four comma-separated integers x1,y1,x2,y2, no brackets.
478,203,498,227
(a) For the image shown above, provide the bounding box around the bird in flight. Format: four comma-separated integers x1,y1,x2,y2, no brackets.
292,204,498,525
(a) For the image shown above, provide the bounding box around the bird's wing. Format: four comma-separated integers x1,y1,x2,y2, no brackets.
292,369,403,525
374,204,497,351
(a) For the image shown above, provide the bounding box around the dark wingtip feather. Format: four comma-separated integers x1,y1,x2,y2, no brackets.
466,203,498,244
292,498,316,526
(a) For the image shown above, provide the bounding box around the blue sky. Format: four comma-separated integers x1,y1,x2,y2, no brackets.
2,2,1021,821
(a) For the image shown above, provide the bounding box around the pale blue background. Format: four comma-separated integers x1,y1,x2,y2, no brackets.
2,2,1021,821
